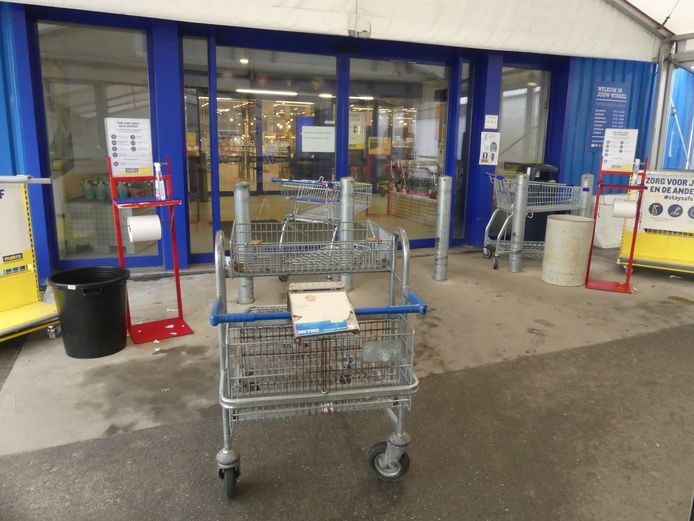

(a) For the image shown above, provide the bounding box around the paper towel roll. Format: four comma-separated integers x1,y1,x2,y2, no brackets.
127,215,162,242
612,198,637,219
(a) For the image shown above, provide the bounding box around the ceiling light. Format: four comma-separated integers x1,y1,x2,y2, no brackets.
236,88,297,96
527,82,538,87
319,93,335,98
239,58,249,64
350,95,375,101
275,101,314,106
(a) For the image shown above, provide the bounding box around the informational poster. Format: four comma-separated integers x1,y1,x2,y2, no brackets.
589,82,630,149
479,131,500,166
301,126,335,153
602,128,638,172
640,171,694,233
349,112,366,150
104,118,153,177
484,114,499,130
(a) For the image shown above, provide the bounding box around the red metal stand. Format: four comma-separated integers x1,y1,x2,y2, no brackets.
108,156,193,344
585,160,648,294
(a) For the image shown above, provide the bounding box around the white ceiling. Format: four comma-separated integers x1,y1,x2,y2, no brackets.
628,0,694,35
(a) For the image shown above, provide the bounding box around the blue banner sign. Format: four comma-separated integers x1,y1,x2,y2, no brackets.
589,81,630,149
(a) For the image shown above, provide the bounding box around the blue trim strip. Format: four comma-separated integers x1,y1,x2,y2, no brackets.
444,56,462,243
335,53,349,180
208,32,221,236
545,58,570,173
4,4,52,279
464,52,502,246
150,21,188,269
189,252,214,265
210,290,427,326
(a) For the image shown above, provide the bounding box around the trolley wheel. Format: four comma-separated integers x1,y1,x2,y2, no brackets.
220,468,238,500
368,441,410,481
492,257,499,270
47,324,61,339
278,275,289,282
482,247,492,259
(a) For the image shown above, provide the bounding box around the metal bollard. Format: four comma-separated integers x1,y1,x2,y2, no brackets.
339,177,354,290
433,175,452,281
508,169,529,273
234,182,254,304
577,174,594,218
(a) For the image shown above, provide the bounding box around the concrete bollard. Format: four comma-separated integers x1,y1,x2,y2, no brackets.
339,177,354,291
433,175,452,281
508,170,529,273
234,182,254,304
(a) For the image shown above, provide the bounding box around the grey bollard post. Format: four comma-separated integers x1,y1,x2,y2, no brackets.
578,174,594,218
339,177,354,291
508,169,529,273
433,175,452,281
234,182,254,304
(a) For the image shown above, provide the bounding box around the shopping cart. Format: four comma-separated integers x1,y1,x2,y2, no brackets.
272,177,372,224
230,219,393,282
210,227,427,499
483,174,584,269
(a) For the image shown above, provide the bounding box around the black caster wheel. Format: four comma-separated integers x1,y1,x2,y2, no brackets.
482,247,492,259
278,275,289,282
220,468,239,500
492,257,499,270
368,441,410,481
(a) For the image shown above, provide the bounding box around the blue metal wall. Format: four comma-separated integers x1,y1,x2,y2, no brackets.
560,57,657,185
0,3,52,280
663,67,694,170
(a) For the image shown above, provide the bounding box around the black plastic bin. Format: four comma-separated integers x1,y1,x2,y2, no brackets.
49,266,130,359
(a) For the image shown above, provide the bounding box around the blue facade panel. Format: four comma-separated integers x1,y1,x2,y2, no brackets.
663,67,694,170
0,3,52,280
560,57,657,186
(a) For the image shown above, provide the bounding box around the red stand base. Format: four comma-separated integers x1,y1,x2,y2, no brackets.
585,279,631,294
128,317,193,344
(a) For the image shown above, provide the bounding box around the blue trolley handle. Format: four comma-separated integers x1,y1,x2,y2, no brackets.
209,289,427,326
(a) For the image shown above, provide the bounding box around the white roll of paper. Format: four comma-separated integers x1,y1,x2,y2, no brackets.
612,198,638,219
127,214,162,242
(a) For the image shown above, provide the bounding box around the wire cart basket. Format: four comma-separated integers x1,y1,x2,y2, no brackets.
272,177,372,224
483,174,585,269
210,227,427,499
230,219,393,281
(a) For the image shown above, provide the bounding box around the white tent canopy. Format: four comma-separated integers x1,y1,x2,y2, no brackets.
628,0,694,36
20,0,677,62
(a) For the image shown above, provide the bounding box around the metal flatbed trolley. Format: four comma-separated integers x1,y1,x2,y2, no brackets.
272,177,372,224
483,173,584,269
210,226,427,499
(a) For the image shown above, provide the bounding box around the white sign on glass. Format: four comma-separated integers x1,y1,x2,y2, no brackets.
104,118,153,177
479,131,501,166
602,128,638,173
301,126,335,153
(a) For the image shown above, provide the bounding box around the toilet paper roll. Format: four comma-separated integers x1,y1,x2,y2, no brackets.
127,215,162,242
612,198,638,219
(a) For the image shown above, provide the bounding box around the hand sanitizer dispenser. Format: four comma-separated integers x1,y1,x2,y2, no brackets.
154,162,166,201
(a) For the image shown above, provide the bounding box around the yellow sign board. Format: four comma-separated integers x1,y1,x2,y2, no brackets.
0,184,38,312
368,137,392,156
